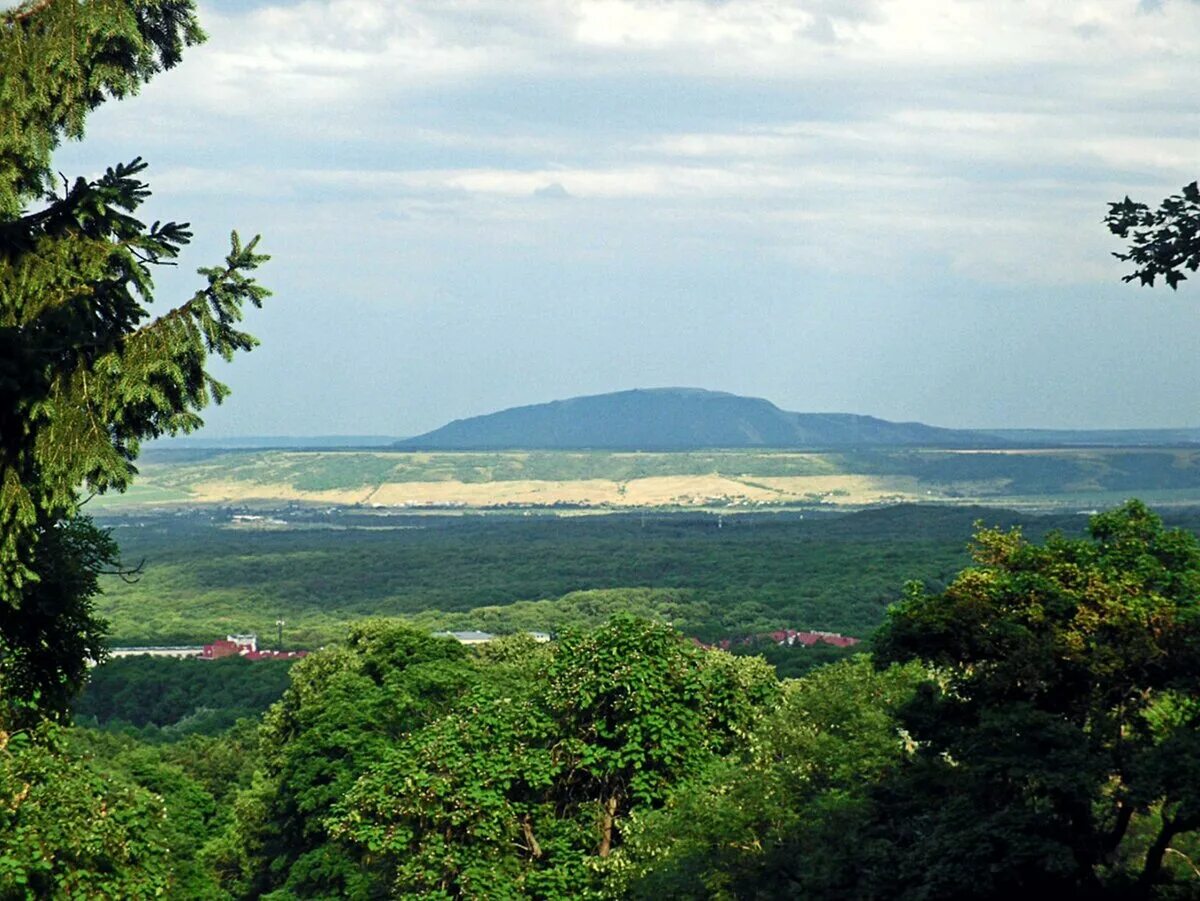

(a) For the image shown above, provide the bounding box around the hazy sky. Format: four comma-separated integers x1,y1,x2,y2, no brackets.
53,0,1200,435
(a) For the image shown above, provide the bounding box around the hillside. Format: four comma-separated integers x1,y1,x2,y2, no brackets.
396,388,993,450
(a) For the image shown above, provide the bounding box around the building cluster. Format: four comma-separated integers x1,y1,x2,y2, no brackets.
107,633,307,662
433,630,553,645
201,634,308,660
694,629,860,651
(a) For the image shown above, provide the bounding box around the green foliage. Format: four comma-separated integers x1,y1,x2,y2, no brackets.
0,2,271,893
0,722,171,899
0,515,114,728
0,0,269,723
544,616,777,812
213,617,778,898
57,722,261,898
611,657,925,899
1107,182,1200,289
332,680,563,898
326,616,778,898
873,500,1200,896
0,0,202,217
727,637,860,679
95,506,1085,647
76,655,296,735
216,621,474,897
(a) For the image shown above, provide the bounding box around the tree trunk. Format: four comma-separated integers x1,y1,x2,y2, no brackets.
521,815,543,859
597,795,619,857
1137,816,1178,896
1103,802,1134,859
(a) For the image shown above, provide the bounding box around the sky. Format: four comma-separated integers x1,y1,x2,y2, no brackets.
52,0,1200,435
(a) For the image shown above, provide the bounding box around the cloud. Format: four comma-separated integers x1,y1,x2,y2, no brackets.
533,181,572,199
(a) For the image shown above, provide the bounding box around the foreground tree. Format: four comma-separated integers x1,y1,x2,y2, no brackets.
873,501,1200,897
0,516,118,725
331,617,779,898
0,722,173,897
212,623,475,897
0,0,268,725
1,1,269,894
611,656,926,899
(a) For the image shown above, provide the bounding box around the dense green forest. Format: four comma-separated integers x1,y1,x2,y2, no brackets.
76,656,296,739
4,503,1184,896
76,614,856,739
95,505,1099,646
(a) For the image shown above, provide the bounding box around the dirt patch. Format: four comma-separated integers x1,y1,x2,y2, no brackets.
188,481,374,505
750,475,923,504
370,479,620,506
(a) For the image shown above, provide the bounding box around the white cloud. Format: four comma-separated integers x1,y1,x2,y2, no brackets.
73,0,1200,294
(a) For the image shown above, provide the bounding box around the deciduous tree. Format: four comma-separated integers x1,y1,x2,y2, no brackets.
610,656,925,900
331,616,779,898
873,501,1200,897
215,622,474,898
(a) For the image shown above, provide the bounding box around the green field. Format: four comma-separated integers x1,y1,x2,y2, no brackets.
84,481,195,511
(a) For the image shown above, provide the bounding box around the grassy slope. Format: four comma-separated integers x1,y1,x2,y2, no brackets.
92,447,1200,512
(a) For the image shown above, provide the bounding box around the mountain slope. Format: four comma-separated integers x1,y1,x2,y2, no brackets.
396,388,994,450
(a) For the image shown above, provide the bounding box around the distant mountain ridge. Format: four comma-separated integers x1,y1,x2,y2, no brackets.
395,388,997,450
983,428,1200,447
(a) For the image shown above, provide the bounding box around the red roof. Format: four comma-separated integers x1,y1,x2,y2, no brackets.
690,628,860,652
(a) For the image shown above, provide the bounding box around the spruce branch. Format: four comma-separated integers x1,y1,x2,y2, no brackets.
2,0,56,26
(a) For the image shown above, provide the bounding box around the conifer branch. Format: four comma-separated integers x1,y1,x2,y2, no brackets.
2,0,55,26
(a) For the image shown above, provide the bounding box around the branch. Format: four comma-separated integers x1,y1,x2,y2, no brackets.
1103,800,1135,858
519,815,543,859
100,557,144,584
597,794,619,857
1106,182,1200,290
1165,848,1200,880
2,0,55,25
1137,813,1192,894
0,178,87,241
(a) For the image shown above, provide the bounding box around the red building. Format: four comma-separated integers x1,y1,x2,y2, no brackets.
202,633,307,661
693,629,860,651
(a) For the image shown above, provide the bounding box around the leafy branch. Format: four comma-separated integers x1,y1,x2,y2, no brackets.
1106,182,1200,289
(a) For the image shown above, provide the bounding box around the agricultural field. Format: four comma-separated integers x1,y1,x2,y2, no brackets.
82,446,1200,514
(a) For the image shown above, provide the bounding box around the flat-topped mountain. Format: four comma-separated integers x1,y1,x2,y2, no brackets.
395,388,995,450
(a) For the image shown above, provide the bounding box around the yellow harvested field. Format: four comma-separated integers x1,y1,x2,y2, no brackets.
368,479,620,506
751,475,921,504
189,481,374,505
187,472,922,508
616,475,778,505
